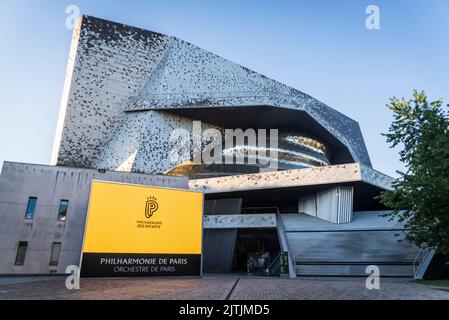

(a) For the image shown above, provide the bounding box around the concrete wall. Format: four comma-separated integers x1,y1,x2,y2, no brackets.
0,162,187,275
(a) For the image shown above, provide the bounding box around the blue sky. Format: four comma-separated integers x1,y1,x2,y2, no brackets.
0,0,448,177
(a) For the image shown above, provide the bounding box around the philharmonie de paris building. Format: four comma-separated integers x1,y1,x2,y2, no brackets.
0,16,427,278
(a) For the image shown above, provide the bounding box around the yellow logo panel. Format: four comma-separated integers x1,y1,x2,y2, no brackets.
80,180,203,277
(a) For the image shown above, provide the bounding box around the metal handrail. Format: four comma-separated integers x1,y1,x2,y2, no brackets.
274,208,297,278
413,247,431,277
232,206,296,277
280,218,297,278
247,252,281,276
267,254,281,276
267,253,281,269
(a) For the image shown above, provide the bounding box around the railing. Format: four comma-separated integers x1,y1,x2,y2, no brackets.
247,252,281,276
239,206,296,277
413,247,435,279
267,254,281,276
277,212,297,278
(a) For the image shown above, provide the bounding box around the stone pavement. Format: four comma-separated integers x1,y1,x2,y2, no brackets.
0,276,448,300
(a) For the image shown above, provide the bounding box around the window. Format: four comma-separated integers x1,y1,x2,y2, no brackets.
24,197,37,220
49,242,61,266
15,241,28,266
57,200,69,221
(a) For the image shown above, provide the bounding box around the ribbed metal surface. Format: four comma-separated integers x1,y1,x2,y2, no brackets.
337,186,353,224
316,188,338,223
202,229,237,273
299,186,353,224
203,198,242,215
297,194,316,217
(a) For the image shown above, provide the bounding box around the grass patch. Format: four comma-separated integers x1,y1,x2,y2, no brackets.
415,279,449,288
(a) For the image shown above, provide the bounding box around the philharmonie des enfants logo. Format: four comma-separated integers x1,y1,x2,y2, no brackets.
145,196,159,219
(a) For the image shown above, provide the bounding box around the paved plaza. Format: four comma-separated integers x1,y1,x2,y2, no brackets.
1,276,449,300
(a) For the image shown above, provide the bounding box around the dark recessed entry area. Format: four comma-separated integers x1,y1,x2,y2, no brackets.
202,228,281,275
234,228,280,275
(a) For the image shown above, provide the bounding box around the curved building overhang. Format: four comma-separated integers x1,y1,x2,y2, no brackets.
189,163,393,194
189,163,394,211
142,105,358,166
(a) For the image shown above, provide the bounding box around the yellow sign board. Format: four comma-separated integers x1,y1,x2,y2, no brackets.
80,180,203,277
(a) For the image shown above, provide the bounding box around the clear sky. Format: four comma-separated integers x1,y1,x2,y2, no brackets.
0,0,448,177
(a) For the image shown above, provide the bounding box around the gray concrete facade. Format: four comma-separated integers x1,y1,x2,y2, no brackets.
0,162,187,275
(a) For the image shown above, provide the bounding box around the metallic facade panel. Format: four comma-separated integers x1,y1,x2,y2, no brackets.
316,187,338,223
337,186,353,224
52,15,372,174
301,186,353,224
190,163,394,194
204,198,242,215
298,194,316,217
202,229,237,273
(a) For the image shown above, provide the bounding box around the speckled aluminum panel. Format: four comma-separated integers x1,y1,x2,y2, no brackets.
189,163,394,194
52,15,372,174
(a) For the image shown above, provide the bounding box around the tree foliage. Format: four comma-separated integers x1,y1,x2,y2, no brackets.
380,90,449,253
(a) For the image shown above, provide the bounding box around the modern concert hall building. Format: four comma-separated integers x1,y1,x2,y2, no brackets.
0,16,429,278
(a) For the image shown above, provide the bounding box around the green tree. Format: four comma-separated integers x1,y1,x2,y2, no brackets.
380,90,449,253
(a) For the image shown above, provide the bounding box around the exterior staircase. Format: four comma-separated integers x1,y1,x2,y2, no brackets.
413,248,436,279
281,212,421,277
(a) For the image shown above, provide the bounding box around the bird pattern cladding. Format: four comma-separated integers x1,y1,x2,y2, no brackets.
52,15,372,174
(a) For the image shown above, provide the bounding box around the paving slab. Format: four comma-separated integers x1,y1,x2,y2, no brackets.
0,276,448,300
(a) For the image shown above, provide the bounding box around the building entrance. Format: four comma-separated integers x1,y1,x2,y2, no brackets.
234,228,281,276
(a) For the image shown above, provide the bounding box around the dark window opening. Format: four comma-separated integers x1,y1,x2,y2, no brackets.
15,241,28,266
50,242,61,266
